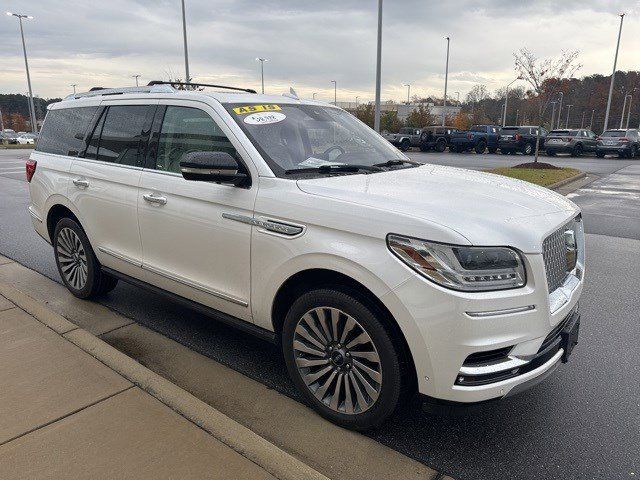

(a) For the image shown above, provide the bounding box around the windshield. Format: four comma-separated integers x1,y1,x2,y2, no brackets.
225,103,404,176
550,130,579,136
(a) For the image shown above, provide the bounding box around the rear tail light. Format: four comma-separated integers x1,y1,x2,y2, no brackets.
26,160,37,182
514,134,521,141
620,137,629,142
467,133,473,140
595,136,600,141
563,137,572,142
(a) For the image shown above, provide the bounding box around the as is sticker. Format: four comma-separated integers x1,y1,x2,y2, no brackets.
244,111,286,125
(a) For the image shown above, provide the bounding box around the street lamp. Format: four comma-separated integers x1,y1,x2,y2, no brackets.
312,92,317,100
70,84,77,94
442,36,450,126
502,78,519,127
604,13,625,131
180,0,190,83
550,101,557,129
403,83,411,104
331,80,337,105
355,96,359,108
581,110,586,129
255,58,268,94
557,92,564,129
590,109,595,130
620,94,632,129
131,74,141,87
515,109,519,126
565,104,573,128
6,12,37,133
373,0,383,132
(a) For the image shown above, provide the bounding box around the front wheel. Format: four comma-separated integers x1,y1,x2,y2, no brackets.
474,141,486,154
571,144,583,157
53,217,117,298
399,139,411,152
596,151,605,158
435,139,447,152
488,147,497,154
282,289,403,431
546,150,557,157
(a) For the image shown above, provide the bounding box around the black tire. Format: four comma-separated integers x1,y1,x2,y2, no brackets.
488,147,497,154
522,143,534,155
282,288,403,431
399,139,411,152
474,141,486,154
53,217,115,299
419,145,428,152
500,149,511,155
571,144,583,157
435,138,447,152
596,151,605,158
546,150,556,157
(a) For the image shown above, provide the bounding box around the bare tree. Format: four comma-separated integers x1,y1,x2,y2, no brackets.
465,84,489,104
514,48,581,162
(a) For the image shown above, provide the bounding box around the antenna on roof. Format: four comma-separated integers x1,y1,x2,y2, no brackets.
147,80,257,94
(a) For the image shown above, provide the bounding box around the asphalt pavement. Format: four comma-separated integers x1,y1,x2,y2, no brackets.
1,148,638,479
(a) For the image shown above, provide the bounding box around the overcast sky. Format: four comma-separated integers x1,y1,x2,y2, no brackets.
2,0,639,102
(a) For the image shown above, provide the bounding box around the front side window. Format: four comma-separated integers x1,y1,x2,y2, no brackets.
225,103,403,176
156,106,237,174
36,106,98,156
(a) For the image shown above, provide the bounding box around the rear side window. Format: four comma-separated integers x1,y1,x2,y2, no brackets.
155,106,237,174
602,131,625,137
36,107,98,156
85,105,155,166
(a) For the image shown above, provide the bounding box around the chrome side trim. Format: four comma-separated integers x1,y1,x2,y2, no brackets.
28,206,43,223
222,213,304,236
72,157,144,171
98,246,142,267
465,305,536,318
459,356,529,376
142,263,248,307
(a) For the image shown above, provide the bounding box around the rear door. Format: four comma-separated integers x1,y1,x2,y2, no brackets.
69,102,157,277
137,101,257,322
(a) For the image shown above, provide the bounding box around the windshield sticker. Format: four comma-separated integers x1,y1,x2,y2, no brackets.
244,111,286,125
233,104,281,115
298,158,346,168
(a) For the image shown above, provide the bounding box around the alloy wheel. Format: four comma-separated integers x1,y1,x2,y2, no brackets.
292,307,382,415
56,227,88,290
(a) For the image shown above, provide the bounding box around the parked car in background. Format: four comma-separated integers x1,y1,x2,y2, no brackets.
449,125,500,154
498,126,548,155
419,125,455,152
596,129,640,158
1,129,18,144
382,127,422,151
16,134,35,145
545,129,598,157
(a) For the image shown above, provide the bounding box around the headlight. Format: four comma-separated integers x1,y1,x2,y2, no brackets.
387,234,526,292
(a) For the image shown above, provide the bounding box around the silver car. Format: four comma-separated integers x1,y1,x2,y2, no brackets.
544,129,598,157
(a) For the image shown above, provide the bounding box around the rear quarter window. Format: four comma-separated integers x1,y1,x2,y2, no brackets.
36,107,98,156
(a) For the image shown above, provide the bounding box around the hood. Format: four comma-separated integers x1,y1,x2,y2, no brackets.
296,164,580,253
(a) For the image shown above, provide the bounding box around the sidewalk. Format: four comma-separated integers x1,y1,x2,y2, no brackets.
0,265,327,480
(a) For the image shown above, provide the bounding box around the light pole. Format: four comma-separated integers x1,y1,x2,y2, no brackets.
581,110,586,129
403,83,411,104
70,84,77,94
565,104,573,128
620,94,632,129
442,36,450,126
503,78,519,127
255,58,268,94
590,109,595,130
515,109,519,126
6,12,37,133
131,75,141,87
625,96,632,129
312,92,317,100
550,101,557,129
454,91,460,103
355,96,359,109
180,0,190,83
373,0,383,132
604,13,625,131
557,92,564,129
331,80,337,105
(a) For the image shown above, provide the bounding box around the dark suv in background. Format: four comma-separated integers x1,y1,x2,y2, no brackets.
545,129,598,157
596,129,640,158
419,126,455,152
498,126,548,155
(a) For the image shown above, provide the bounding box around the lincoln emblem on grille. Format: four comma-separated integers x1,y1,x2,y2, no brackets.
564,229,577,271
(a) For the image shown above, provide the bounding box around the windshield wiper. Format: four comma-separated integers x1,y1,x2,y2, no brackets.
285,164,383,175
372,159,423,168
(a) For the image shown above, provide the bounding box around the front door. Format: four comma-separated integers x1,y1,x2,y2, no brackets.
137,102,257,321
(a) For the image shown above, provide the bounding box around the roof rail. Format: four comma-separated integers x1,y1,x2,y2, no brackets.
147,80,257,94
63,84,176,100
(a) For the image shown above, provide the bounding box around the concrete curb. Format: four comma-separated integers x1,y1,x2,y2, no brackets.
0,279,329,480
549,171,586,190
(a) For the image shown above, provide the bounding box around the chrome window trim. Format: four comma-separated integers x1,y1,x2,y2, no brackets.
72,156,144,171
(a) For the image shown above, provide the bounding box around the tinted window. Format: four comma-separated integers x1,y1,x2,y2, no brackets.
84,109,106,161
36,107,98,156
602,131,626,137
156,106,237,174
92,105,154,166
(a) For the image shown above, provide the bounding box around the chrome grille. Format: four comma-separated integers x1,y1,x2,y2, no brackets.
542,219,576,292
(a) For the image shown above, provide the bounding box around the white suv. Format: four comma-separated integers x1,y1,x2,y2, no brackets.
27,82,584,430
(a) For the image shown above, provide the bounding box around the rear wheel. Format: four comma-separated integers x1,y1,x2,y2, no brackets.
282,289,403,431
571,144,583,157
435,138,447,152
399,139,411,152
500,149,511,155
474,141,486,154
596,151,605,158
546,150,556,157
53,217,117,298
488,147,497,154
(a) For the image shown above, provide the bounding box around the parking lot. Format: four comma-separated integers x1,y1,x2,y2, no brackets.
1,148,639,479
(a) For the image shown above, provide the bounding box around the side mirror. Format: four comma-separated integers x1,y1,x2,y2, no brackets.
179,151,249,187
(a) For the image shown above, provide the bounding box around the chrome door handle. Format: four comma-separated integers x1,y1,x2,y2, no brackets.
143,193,167,206
72,178,89,188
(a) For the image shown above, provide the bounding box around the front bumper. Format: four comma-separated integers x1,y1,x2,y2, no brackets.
381,249,584,405
597,145,631,155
